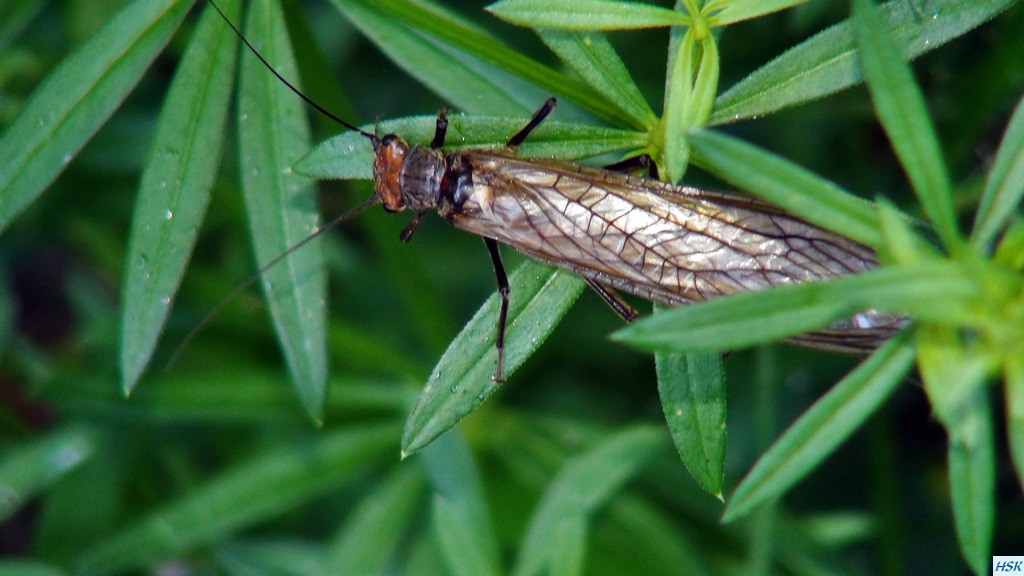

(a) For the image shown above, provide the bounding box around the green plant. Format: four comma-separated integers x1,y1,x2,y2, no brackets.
1,0,1021,574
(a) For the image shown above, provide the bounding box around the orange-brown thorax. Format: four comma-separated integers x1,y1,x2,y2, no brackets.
372,134,409,212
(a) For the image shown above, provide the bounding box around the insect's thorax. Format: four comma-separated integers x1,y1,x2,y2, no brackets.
372,134,449,214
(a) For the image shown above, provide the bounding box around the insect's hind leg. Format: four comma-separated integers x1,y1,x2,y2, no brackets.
604,154,660,180
585,279,639,323
506,98,557,149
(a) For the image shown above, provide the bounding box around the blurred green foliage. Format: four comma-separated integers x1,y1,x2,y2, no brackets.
1,0,1023,575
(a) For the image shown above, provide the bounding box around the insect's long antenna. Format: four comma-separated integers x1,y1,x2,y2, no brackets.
206,0,378,143
166,196,379,370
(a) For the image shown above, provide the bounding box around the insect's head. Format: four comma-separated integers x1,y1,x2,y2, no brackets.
371,133,409,213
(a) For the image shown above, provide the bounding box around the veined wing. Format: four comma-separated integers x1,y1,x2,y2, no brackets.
444,153,905,353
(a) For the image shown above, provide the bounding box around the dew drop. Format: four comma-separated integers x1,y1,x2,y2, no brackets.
165,210,173,220
61,153,72,165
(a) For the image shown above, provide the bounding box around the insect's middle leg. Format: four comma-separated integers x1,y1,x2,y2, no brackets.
483,237,510,383
506,98,557,149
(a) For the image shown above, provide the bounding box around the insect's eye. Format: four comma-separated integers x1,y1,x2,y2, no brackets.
380,134,400,146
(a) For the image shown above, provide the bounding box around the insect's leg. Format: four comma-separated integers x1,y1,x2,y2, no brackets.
430,109,449,149
506,97,557,149
603,154,660,180
484,238,510,382
585,279,639,323
399,210,429,242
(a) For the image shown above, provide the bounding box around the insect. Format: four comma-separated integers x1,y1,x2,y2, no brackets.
205,1,905,383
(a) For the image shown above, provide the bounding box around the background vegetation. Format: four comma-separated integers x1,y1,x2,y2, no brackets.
1,0,1022,575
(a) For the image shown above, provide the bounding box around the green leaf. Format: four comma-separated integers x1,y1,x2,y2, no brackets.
487,0,691,30
76,424,400,575
536,29,655,127
120,0,240,393
993,217,1024,271
852,0,959,250
1006,352,1024,494
237,0,327,422
722,330,914,522
420,433,502,576
688,128,884,248
705,0,807,26
215,540,329,576
613,263,977,354
662,28,698,182
0,561,67,576
401,262,585,455
914,324,996,575
972,94,1024,250
331,0,535,115
916,325,996,427
343,0,632,127
0,426,98,524
0,0,192,235
512,426,664,576
655,344,725,498
876,197,932,265
711,0,1016,125
945,387,995,576
295,116,647,180
328,466,427,574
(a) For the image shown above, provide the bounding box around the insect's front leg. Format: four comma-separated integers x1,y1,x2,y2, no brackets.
430,109,448,149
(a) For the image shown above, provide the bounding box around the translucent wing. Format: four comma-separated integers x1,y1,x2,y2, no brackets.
444,153,905,353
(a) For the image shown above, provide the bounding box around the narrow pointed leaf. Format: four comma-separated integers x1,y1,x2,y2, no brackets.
712,0,1016,125
420,434,502,576
689,129,883,248
328,466,427,574
76,424,400,575
1006,352,1024,493
852,0,958,248
332,0,533,115
402,263,585,455
662,28,694,182
296,116,646,180
0,426,98,523
238,0,327,421
972,95,1024,250
614,263,977,354
488,0,691,30
536,29,655,127
722,330,914,522
705,0,806,26
120,0,240,392
0,0,191,235
343,0,631,127
512,426,663,576
946,387,995,576
655,347,726,497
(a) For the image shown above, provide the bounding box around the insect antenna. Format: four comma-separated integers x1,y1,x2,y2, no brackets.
170,2,391,369
205,0,378,144
167,196,379,370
